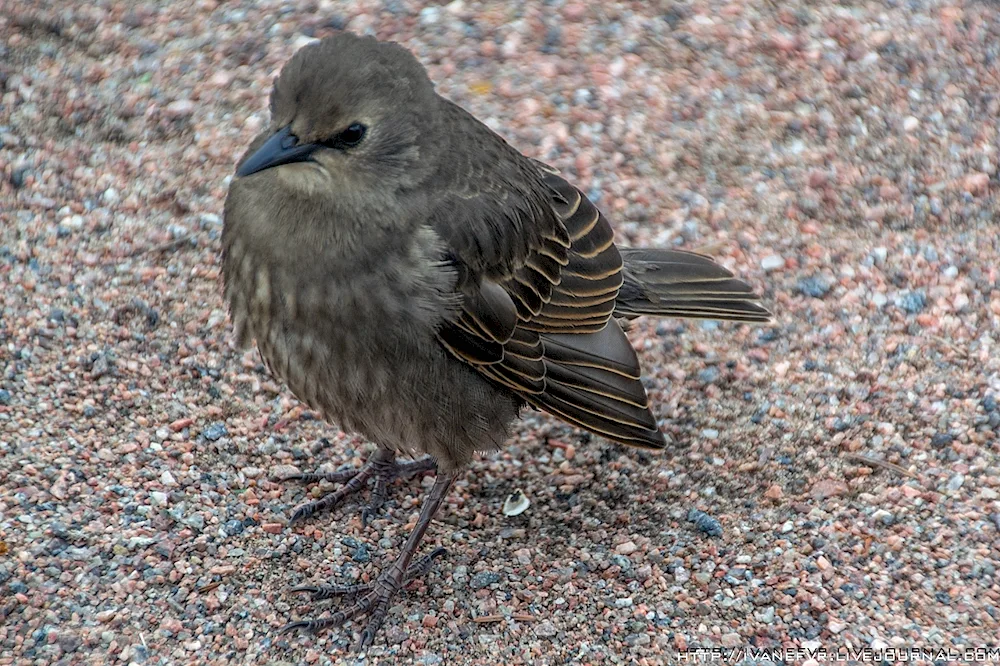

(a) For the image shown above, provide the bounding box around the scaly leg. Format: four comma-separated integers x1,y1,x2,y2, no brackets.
281,471,457,650
283,445,437,525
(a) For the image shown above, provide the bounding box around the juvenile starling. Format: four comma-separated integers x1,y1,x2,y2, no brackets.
222,32,770,649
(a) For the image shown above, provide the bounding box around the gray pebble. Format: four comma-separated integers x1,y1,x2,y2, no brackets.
469,571,500,589
895,290,927,313
687,509,723,537
796,275,832,298
202,422,228,441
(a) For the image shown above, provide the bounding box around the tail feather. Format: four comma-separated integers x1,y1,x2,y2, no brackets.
615,248,772,323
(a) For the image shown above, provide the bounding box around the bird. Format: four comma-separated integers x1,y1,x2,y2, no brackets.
221,31,771,650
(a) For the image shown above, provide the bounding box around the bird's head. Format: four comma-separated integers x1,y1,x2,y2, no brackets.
234,32,439,194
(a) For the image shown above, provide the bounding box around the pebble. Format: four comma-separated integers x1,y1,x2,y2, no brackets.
535,621,558,637
615,541,637,555
469,571,500,589
894,290,927,314
796,276,831,298
165,99,195,118
688,509,723,537
201,422,228,441
761,254,785,271
149,491,168,506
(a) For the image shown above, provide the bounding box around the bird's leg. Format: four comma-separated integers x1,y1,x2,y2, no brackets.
281,471,457,651
284,445,437,525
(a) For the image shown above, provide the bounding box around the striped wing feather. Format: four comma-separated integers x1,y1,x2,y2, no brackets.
435,163,666,450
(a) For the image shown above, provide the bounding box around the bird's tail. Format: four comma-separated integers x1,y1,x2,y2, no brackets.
614,248,772,323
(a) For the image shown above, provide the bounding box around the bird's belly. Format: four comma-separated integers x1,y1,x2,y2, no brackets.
247,288,520,468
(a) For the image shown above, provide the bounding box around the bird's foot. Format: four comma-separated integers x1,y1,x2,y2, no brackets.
284,447,437,526
281,547,447,650
281,472,457,651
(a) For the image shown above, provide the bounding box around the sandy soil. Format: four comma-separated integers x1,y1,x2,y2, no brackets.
2,1,998,664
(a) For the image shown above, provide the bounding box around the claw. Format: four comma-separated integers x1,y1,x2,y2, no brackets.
279,472,456,651
284,448,436,526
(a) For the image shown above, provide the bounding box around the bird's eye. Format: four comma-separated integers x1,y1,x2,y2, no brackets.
337,123,366,148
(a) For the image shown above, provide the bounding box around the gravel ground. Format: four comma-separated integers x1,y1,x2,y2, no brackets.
2,1,999,664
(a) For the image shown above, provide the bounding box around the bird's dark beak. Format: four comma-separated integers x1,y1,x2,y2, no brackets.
235,126,319,177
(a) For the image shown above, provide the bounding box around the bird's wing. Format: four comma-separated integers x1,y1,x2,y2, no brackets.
428,116,664,448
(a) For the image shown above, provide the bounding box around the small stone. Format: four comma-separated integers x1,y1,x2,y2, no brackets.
761,254,785,272
963,172,990,196
780,521,794,533
816,556,831,571
160,470,176,486
810,479,848,500
262,522,283,534
796,275,831,298
150,491,168,506
169,418,193,432
946,474,965,492
720,632,741,647
764,484,783,500
871,509,894,526
687,509,722,537
101,187,119,205
165,99,195,118
895,290,927,314
469,571,500,589
202,422,228,441
535,621,558,637
698,366,720,385
419,6,440,25
616,541,638,555
60,215,85,231
902,116,919,132
930,432,954,448
242,466,263,478
422,613,438,627
222,519,244,536
828,620,847,633
614,597,633,608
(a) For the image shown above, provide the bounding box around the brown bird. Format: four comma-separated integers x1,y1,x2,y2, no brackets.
222,32,770,649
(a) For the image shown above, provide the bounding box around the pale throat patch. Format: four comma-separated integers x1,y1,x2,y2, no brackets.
275,161,332,195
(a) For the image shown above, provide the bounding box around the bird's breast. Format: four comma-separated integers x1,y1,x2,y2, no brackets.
222,228,456,423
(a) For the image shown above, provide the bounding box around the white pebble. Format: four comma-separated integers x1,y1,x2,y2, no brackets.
615,541,637,555
761,254,784,271
60,215,84,231
903,116,919,132
161,471,176,486
150,491,169,506
419,6,441,25
101,187,119,205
